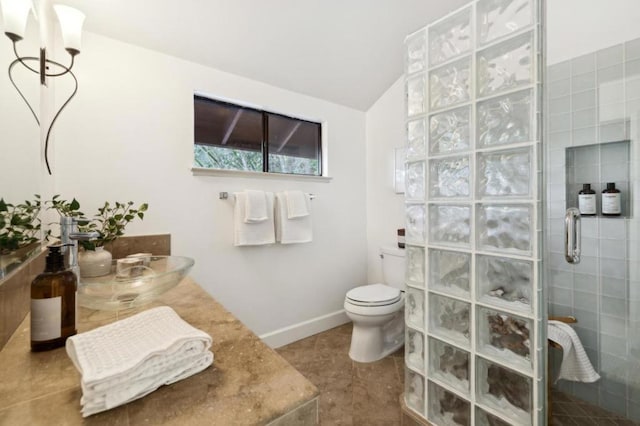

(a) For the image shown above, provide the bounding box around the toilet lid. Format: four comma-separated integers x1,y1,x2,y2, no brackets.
346,284,401,306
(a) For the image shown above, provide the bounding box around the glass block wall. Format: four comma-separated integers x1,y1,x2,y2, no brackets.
403,0,545,424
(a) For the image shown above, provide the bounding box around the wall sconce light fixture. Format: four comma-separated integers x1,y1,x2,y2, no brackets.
1,0,85,175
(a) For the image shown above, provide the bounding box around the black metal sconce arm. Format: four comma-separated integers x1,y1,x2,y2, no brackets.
8,40,79,175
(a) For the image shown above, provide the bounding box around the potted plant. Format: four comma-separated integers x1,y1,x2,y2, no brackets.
77,201,148,251
0,196,43,274
49,197,148,277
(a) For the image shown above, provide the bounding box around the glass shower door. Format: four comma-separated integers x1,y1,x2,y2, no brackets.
546,5,640,421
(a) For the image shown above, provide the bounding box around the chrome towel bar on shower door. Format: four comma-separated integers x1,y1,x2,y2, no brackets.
565,207,581,264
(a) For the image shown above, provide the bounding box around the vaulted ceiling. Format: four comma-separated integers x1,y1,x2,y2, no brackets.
61,0,468,111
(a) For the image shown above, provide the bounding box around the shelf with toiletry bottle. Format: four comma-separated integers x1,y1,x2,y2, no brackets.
565,141,631,218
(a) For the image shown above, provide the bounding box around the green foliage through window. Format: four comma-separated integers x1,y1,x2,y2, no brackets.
268,153,319,175
194,145,262,171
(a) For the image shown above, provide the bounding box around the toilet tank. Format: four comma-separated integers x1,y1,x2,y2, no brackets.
380,246,406,290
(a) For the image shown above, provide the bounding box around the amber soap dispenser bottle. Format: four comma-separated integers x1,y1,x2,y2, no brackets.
31,245,78,351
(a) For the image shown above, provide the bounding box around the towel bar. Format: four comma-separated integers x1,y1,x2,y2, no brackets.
219,191,315,200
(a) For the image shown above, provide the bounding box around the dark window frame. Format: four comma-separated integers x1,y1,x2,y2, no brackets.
194,95,323,176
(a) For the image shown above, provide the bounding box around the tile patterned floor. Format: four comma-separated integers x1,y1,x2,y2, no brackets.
276,323,404,425
277,323,639,426
550,390,640,426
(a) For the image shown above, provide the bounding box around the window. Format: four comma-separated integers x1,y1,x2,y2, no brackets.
194,96,322,176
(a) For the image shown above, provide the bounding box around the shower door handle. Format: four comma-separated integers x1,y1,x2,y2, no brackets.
564,208,581,264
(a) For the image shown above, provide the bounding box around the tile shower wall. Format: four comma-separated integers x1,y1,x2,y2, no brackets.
403,0,544,424
546,39,640,422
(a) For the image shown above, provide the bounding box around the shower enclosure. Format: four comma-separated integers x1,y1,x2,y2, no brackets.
545,1,640,421
402,0,640,424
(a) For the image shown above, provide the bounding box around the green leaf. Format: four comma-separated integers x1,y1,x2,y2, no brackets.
0,199,7,212
81,240,96,251
40,197,147,249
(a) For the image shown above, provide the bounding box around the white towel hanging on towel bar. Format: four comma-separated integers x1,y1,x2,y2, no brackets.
233,192,275,246
284,190,309,218
244,190,269,223
275,192,312,244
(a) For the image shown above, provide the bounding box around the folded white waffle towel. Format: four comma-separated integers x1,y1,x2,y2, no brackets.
66,306,213,417
548,320,600,383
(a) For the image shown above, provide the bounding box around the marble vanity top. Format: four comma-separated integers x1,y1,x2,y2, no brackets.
0,278,318,425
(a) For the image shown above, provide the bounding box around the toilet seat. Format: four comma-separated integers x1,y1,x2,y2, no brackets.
344,291,404,317
346,284,401,307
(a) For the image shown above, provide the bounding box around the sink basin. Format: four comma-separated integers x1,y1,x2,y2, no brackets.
78,256,195,310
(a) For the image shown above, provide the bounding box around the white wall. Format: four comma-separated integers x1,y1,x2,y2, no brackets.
47,32,366,342
0,26,41,202
365,77,406,283
547,0,640,65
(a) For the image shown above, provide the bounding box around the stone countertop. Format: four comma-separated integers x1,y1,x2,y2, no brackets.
0,278,318,425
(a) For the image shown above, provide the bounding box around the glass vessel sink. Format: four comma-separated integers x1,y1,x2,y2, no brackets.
78,256,195,310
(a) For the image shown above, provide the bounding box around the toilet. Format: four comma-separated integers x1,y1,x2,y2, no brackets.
344,246,405,363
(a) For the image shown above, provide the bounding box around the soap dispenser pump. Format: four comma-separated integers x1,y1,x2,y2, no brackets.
31,245,78,352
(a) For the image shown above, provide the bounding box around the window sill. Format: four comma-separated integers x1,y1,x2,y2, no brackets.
191,167,333,182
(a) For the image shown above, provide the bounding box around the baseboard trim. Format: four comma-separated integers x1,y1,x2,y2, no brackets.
260,309,350,348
